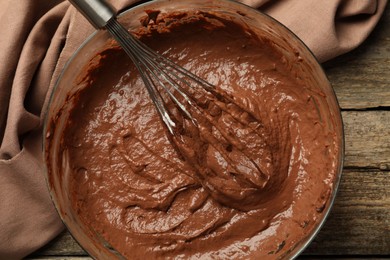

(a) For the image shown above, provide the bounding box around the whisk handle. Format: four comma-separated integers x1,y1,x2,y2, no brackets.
68,0,116,29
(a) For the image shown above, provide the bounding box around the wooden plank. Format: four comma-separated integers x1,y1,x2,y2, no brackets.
342,111,390,169
300,258,389,260
30,231,86,256
303,170,390,255
30,169,390,257
323,3,390,110
327,61,390,110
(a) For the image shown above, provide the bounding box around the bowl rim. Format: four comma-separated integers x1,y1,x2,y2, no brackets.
43,0,345,259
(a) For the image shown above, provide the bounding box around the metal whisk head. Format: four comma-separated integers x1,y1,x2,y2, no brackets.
105,18,214,135
70,0,275,211
68,0,212,134
105,18,275,210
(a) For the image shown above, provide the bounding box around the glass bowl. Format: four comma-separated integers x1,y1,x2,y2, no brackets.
43,0,344,259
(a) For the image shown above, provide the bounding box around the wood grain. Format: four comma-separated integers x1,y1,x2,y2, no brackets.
343,111,390,169
303,170,390,255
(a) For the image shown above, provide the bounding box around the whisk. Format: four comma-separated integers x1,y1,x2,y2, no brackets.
70,0,271,210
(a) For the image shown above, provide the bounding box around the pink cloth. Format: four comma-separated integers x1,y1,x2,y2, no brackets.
0,0,387,258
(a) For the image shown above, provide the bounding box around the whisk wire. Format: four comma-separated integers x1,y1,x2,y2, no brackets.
106,18,215,133
106,18,257,147
114,22,201,113
69,0,273,211
106,18,181,133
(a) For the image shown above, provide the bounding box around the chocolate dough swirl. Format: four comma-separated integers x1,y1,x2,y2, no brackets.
168,82,290,211
63,11,339,259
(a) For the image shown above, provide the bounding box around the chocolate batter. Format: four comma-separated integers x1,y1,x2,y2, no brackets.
62,11,340,259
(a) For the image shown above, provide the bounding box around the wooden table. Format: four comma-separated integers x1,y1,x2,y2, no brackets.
28,4,390,260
